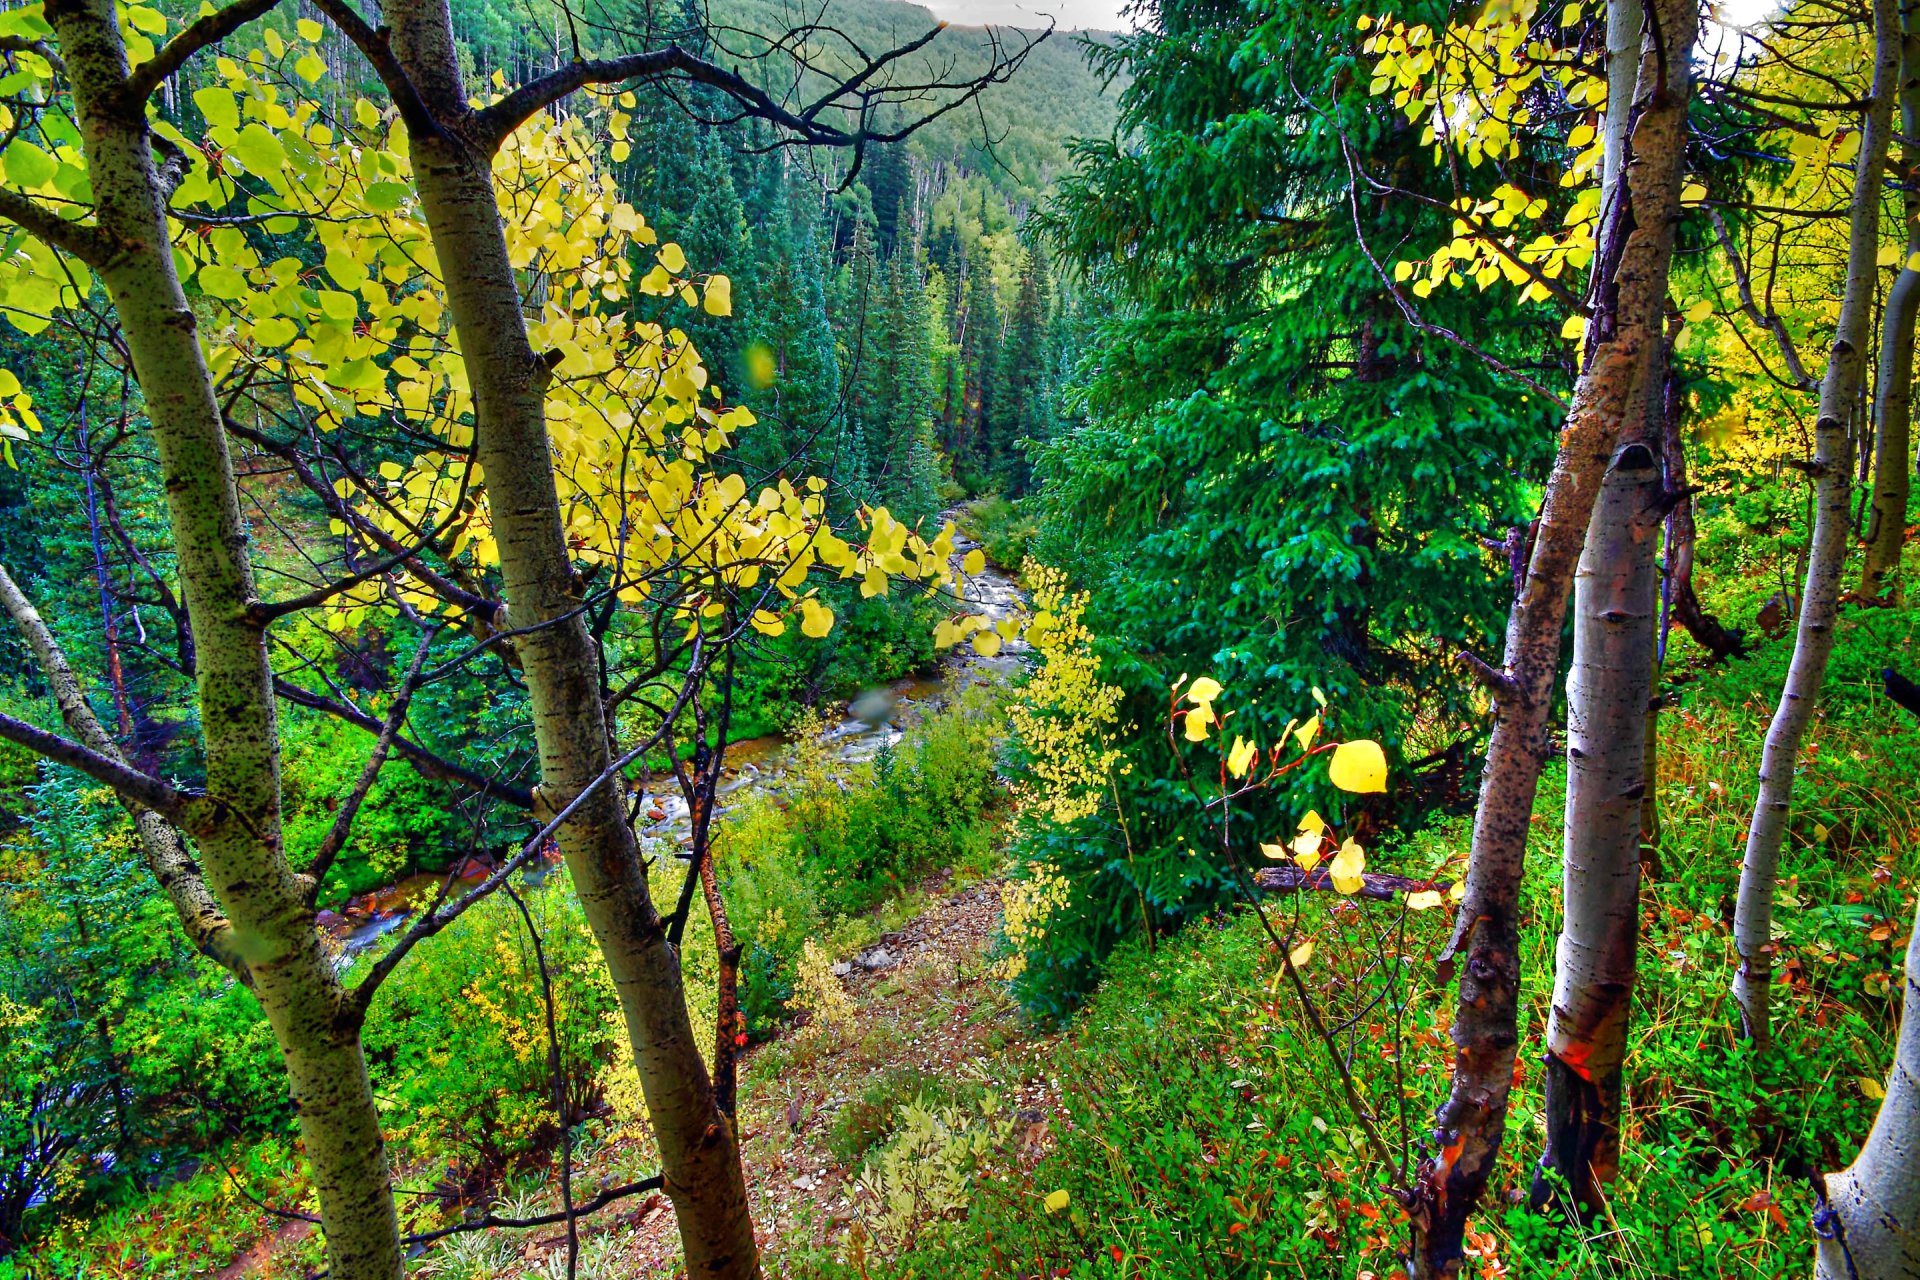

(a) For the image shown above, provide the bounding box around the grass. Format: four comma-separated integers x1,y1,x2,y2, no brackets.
775,596,1920,1279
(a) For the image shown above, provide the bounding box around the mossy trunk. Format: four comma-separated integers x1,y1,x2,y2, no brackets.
1533,437,1660,1215
1816,900,1920,1278
381,2,759,1272
39,0,402,1274
1860,0,1920,602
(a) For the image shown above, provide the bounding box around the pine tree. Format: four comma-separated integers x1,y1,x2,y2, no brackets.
988,248,1053,496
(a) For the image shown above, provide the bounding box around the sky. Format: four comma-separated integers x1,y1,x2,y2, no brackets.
921,0,1130,31
924,0,1780,36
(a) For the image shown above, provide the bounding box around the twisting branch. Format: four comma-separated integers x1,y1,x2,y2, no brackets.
1708,207,1819,391
0,561,247,978
468,27,1044,157
402,1175,664,1248
121,0,287,107
0,185,109,265
303,626,439,900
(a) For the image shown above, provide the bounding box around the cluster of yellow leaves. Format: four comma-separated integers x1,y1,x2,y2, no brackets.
1005,561,1125,825
795,937,856,1034
995,861,1072,980
0,4,1005,646
1359,0,1604,305
1359,4,1716,338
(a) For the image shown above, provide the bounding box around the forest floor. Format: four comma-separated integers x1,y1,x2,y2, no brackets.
231,865,1057,1278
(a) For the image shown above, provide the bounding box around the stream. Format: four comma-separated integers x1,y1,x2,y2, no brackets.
325,519,1026,957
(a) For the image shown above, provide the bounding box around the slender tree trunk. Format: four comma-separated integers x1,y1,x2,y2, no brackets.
380,2,759,1272
1532,435,1660,1215
1661,354,1745,659
1815,895,1920,1278
36,2,403,1274
1732,0,1901,1046
1408,0,1696,1271
1861,0,1920,601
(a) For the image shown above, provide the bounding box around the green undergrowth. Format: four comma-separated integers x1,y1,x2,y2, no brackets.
781,600,1920,1279
4,688,1011,1276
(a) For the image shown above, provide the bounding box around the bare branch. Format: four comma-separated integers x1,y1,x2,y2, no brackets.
0,560,248,977
1708,207,1819,391
303,627,438,898
0,709,191,817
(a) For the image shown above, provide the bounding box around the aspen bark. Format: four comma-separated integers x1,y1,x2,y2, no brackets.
1861,0,1920,601
379,0,760,1271
1408,0,1695,1270
1533,436,1660,1215
1815,898,1920,1279
30,2,404,1274
1732,0,1900,1047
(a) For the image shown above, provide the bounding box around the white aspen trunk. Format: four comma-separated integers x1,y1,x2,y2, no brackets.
1816,900,1920,1278
1409,0,1696,1270
1534,434,1661,1213
1732,0,1901,1046
378,1,760,1272
1861,0,1920,601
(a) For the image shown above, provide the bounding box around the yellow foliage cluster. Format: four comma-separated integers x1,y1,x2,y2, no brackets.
794,938,855,1036
1360,3,1604,307
1005,561,1125,826
996,862,1070,980
0,4,1001,646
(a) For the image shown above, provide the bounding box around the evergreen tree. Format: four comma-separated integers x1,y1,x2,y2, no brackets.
988,248,1054,496
1013,0,1563,1013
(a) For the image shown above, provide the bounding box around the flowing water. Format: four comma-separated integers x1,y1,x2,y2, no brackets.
327,520,1025,956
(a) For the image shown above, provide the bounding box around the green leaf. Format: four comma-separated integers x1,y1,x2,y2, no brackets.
230,124,286,177
193,87,239,131
3,141,56,189
197,264,248,300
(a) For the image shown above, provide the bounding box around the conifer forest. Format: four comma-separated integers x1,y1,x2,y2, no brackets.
4,0,1920,1273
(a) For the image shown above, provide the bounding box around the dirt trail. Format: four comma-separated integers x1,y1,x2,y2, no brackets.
605,871,1060,1273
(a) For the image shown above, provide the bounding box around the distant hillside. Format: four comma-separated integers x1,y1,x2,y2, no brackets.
448,0,1118,201
711,0,1123,197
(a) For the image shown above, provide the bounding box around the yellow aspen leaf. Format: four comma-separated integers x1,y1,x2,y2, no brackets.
1259,841,1288,860
1228,735,1257,778
1682,298,1712,323
1680,181,1708,207
1291,830,1323,869
1298,809,1326,834
1184,703,1215,742
800,599,835,638
702,274,731,316
749,610,785,637
1292,714,1320,751
1330,839,1366,894
1288,939,1315,969
1860,1077,1886,1100
657,242,687,273
973,630,1003,658
1560,313,1587,341
962,548,986,575
1406,889,1444,910
1328,739,1388,793
1044,1190,1070,1213
296,16,324,39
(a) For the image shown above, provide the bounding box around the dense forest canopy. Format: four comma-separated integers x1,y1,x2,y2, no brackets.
3,0,1920,1275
